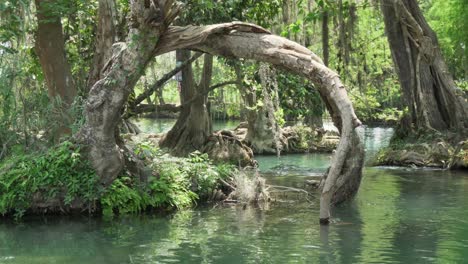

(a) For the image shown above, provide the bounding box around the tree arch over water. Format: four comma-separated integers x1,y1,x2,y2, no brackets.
78,0,364,224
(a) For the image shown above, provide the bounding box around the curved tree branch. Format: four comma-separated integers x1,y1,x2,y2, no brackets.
154,22,364,224
80,16,364,224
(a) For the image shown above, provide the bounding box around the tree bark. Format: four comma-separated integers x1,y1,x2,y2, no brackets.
381,0,468,134
87,0,118,91
34,0,77,138
154,22,365,224
76,0,181,186
244,64,285,155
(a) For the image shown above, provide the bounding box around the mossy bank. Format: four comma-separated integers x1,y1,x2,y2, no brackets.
373,133,468,169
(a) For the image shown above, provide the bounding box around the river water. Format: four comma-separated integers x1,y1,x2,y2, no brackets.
1,119,467,264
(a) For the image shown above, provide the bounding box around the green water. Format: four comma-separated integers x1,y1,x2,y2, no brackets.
1,122,468,264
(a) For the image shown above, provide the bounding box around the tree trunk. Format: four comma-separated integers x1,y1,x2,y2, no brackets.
154,22,365,224
87,0,118,91
78,15,363,223
244,64,285,155
159,51,212,156
381,0,468,134
76,0,182,186
34,0,77,139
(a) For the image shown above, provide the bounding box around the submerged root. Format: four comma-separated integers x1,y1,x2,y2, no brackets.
266,185,313,202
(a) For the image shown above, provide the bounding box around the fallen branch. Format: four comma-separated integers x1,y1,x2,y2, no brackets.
132,103,181,114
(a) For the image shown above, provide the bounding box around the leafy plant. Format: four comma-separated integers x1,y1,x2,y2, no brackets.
99,143,235,218
0,141,99,219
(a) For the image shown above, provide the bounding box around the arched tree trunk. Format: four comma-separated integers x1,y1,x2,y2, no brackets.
79,5,364,223
380,0,468,135
154,23,365,224
159,51,213,156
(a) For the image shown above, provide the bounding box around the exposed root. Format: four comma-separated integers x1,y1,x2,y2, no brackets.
201,130,257,167
120,119,142,134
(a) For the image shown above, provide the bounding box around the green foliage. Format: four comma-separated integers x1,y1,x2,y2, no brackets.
0,0,95,156
100,143,235,218
0,141,99,219
293,125,317,150
0,139,236,219
329,5,402,123
455,80,468,93
427,0,468,79
180,0,281,28
101,176,147,216
276,71,323,122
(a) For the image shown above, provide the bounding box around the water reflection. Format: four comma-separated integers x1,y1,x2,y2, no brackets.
1,169,468,263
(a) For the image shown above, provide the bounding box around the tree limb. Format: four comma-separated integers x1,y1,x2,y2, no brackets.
130,52,203,107
133,103,181,114
128,80,237,116
182,80,238,107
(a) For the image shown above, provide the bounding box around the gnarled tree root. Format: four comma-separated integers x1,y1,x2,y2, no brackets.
200,130,257,167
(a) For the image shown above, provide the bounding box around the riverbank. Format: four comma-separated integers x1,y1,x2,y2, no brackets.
0,140,264,219
2,157,468,263
373,136,468,169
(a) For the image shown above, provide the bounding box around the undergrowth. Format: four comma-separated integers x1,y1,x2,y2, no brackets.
0,140,236,219
0,141,98,219
101,141,235,217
